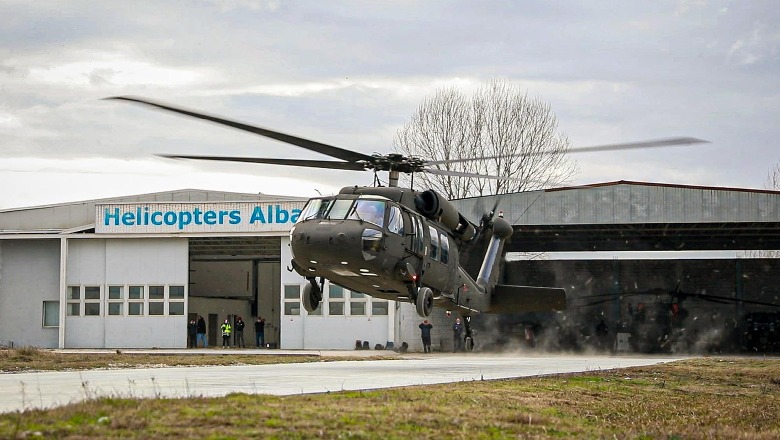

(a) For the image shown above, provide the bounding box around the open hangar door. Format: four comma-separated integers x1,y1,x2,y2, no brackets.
187,236,281,348
485,258,780,354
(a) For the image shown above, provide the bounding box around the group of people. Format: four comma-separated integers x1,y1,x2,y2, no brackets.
187,315,267,349
419,316,466,353
188,312,471,352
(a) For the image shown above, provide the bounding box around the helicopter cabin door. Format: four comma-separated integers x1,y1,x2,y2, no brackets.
403,212,426,283
421,224,453,296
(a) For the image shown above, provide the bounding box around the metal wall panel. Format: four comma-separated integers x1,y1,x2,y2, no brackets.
0,239,60,348
65,238,189,348
453,183,780,225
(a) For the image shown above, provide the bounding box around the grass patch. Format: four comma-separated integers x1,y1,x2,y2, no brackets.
0,357,778,438
0,347,397,373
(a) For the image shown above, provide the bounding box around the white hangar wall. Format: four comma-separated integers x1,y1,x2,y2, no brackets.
279,237,394,350
65,238,189,348
0,239,60,348
396,304,458,353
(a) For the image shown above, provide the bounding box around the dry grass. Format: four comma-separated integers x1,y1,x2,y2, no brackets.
0,346,395,372
0,357,778,439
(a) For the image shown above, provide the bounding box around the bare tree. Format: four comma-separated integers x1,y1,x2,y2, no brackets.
393,79,578,199
761,162,780,257
741,163,780,258
765,162,780,190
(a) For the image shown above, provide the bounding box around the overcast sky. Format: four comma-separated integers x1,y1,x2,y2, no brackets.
1,1,778,209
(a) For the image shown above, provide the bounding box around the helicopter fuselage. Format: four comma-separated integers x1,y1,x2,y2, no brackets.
288,186,490,314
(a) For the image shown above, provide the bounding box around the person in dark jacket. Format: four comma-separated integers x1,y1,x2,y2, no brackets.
453,318,464,352
255,316,266,348
234,316,246,348
187,319,198,348
196,315,207,348
419,320,433,353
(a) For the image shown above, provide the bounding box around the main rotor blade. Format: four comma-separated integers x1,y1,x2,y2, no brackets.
106,96,374,163
427,137,710,165
159,154,368,171
424,168,527,181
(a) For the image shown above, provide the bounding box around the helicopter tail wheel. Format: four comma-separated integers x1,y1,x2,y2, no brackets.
302,282,321,313
416,287,433,318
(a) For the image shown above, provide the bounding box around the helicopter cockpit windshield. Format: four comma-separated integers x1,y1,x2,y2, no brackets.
297,197,334,222
296,197,387,228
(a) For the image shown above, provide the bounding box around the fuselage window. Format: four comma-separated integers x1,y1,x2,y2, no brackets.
328,198,356,220
298,198,334,222
387,206,404,235
429,226,439,261
348,199,386,228
412,215,425,254
440,233,449,264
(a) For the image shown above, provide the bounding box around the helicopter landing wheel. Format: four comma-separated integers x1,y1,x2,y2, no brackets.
302,282,321,313
464,337,474,352
416,287,433,318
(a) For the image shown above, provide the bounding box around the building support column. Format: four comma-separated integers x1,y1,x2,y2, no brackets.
387,299,396,348
58,237,68,349
735,260,744,313
611,258,621,334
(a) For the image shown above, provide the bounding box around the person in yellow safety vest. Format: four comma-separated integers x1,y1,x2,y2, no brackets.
221,319,232,348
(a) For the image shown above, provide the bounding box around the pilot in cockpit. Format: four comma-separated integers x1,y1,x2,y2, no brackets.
355,201,385,226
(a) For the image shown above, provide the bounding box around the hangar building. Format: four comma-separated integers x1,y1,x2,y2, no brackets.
449,181,780,353
1,181,778,352
0,189,393,350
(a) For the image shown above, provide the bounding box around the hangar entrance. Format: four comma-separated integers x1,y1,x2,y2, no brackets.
482,257,780,354
186,236,281,348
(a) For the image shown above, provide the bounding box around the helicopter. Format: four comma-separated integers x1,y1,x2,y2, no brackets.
107,96,707,349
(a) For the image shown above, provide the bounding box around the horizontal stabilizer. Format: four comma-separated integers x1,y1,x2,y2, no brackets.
488,285,567,314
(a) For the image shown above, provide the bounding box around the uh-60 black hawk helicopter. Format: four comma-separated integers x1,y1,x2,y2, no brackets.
108,96,706,350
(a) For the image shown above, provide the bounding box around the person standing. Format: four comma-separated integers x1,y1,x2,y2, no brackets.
187,318,198,348
221,319,232,348
453,318,464,352
419,319,433,353
255,316,266,348
196,315,207,348
234,316,246,348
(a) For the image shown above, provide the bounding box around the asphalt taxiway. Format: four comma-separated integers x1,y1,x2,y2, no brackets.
0,350,685,413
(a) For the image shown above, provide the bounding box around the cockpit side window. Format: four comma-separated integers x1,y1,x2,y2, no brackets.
387,206,404,235
440,233,449,264
298,198,334,222
348,199,386,227
412,215,425,254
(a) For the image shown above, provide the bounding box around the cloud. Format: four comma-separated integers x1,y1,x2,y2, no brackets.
196,76,484,101
28,58,207,88
0,112,22,129
0,157,341,209
728,25,780,66
202,0,282,12
0,1,778,209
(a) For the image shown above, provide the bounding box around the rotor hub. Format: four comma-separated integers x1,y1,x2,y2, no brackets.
365,154,427,173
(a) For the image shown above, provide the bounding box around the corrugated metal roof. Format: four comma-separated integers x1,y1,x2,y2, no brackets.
450,181,780,252
453,180,780,225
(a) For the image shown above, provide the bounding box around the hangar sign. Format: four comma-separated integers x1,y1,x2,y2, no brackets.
95,201,305,234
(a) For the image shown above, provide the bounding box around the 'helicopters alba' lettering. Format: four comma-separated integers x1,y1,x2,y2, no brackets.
103,207,242,230
99,204,302,231
249,205,300,224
